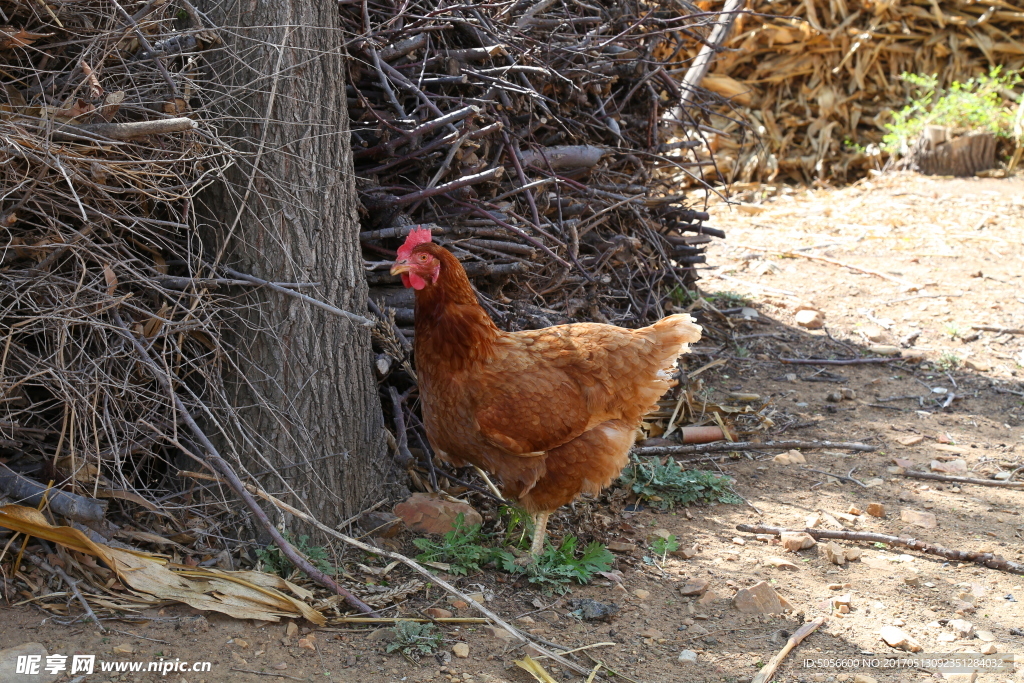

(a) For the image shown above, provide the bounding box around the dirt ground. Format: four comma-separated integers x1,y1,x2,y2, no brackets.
2,172,1023,683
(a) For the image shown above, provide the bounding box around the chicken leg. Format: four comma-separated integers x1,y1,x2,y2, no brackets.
529,512,550,557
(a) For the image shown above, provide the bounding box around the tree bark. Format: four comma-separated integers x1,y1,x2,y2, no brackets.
197,0,394,527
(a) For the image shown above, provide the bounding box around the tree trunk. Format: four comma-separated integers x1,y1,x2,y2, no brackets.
197,0,394,527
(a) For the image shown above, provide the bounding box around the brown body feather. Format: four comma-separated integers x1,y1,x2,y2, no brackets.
409,243,701,514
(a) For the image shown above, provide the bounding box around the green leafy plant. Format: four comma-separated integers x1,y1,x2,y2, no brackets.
385,621,443,658
936,351,962,372
257,531,336,577
883,67,1023,153
497,535,614,593
943,322,963,340
412,513,493,576
650,534,680,560
621,458,742,509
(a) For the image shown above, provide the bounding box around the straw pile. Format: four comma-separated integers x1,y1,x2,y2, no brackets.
676,0,1024,184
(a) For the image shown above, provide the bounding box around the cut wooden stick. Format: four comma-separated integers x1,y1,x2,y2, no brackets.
898,470,1022,489
633,439,876,456
0,463,107,523
751,616,826,683
970,325,1024,335
779,357,897,365
736,524,1024,575
50,117,196,141
218,265,373,327
333,617,488,624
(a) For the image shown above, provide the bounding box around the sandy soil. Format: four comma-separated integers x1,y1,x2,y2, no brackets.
1,172,1022,683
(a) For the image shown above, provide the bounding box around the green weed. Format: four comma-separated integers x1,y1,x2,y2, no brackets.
669,287,749,309
621,458,742,509
650,534,680,561
936,351,962,372
943,322,963,340
412,513,492,576
883,67,1023,154
497,535,614,594
257,531,336,577
385,621,443,658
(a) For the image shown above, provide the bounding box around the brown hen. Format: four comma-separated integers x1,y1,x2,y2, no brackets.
391,228,701,555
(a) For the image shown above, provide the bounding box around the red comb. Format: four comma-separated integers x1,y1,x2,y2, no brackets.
397,226,432,260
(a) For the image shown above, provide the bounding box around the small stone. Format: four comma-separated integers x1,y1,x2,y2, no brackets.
930,459,968,474
765,556,799,571
272,662,288,670
941,673,978,683
647,528,673,542
516,616,535,625
879,625,923,652
425,608,454,619
869,345,901,356
234,638,249,649
393,493,483,535
697,590,719,607
113,643,135,654
286,621,299,637
823,542,846,565
840,387,856,400
845,548,863,562
847,505,862,515
832,594,853,608
679,579,709,596
452,643,469,658
964,359,989,372
731,537,746,546
298,636,316,651
853,675,879,683
979,643,997,654
975,629,995,642
904,575,921,587
948,619,974,639
607,540,637,553
795,309,825,329
898,435,924,446
633,589,651,600
450,600,469,610
639,628,663,639
483,626,516,642
867,503,886,518
732,581,789,614
677,649,698,664
900,509,937,529
774,449,806,465
780,532,816,552
676,546,698,560
864,478,884,487
837,604,850,613
0,643,59,683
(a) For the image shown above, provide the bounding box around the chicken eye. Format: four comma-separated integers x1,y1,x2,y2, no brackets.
416,254,429,262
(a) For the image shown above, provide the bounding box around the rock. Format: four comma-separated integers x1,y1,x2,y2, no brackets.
832,594,853,610
647,528,673,542
879,625,922,652
567,598,619,621
450,600,469,610
286,621,299,638
780,532,816,552
963,358,989,372
869,345,901,356
113,644,134,654
861,325,887,343
0,643,60,683
863,478,885,487
867,503,886,518
358,511,403,538
900,509,937,529
516,616,535,625
733,581,789,614
975,629,995,642
941,674,977,683
795,309,825,329
772,449,806,465
425,608,453,619
904,575,921,587
731,537,746,546
633,589,650,600
297,636,316,651
393,493,482,535
898,435,924,446
679,579,709,596
483,626,516,642
639,628,663,639
930,459,968,474
853,675,879,683
272,662,288,670
675,546,699,560
765,556,799,571
979,643,997,654
452,643,469,659
607,540,637,553
677,650,698,664
948,619,974,639
845,548,863,562
698,590,720,607
233,638,249,648
823,542,846,565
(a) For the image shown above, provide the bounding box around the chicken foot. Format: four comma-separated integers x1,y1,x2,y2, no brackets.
529,511,550,556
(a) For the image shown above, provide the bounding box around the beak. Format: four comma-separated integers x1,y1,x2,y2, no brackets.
390,260,411,276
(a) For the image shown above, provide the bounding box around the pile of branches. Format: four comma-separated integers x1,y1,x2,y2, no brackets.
346,0,726,335
682,0,1024,184
0,0,257,541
